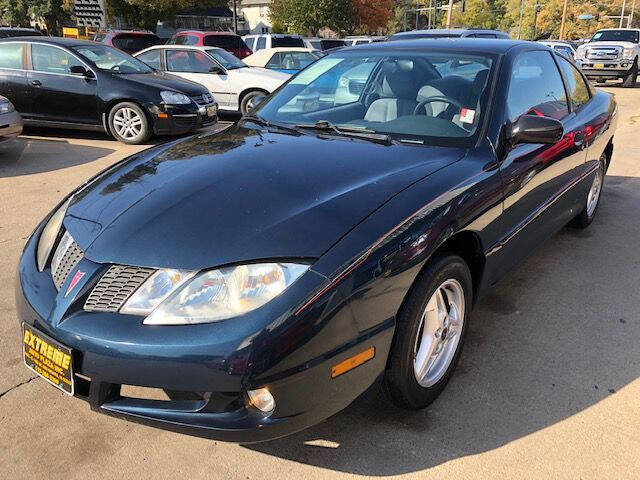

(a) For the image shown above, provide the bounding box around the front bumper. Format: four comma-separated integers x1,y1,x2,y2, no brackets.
0,110,23,141
148,102,218,136
15,227,393,442
576,59,635,78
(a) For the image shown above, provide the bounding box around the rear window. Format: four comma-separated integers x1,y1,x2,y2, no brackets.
204,35,246,49
272,36,304,47
320,40,347,50
113,34,161,53
591,30,639,43
0,29,41,38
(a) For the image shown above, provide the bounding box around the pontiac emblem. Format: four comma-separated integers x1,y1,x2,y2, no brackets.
65,270,86,298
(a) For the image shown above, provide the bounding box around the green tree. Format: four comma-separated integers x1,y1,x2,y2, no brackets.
27,0,75,35
0,0,31,27
269,0,356,36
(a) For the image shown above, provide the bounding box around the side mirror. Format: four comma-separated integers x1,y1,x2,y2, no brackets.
508,114,564,146
209,66,225,75
69,65,94,78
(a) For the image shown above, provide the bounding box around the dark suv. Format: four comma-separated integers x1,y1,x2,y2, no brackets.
0,37,218,144
0,27,42,38
93,30,162,55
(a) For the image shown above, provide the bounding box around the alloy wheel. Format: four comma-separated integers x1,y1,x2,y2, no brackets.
586,166,604,218
113,107,144,141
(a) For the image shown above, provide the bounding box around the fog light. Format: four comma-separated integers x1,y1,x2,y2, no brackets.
247,387,275,413
198,106,206,114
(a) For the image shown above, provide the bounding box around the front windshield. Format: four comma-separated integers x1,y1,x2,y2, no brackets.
73,45,154,73
255,50,495,146
591,30,639,43
205,48,246,69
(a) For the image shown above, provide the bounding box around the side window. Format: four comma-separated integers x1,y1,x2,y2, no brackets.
0,43,24,69
166,50,214,73
557,56,590,110
507,50,568,122
32,44,83,75
171,35,185,45
474,33,497,38
245,37,255,50
136,50,162,70
256,36,266,51
185,35,199,46
265,53,282,69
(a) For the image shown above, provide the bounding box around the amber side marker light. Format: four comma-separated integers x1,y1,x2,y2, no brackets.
331,347,375,378
157,113,169,119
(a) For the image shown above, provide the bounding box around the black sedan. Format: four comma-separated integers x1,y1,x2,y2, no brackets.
16,39,616,442
0,37,218,144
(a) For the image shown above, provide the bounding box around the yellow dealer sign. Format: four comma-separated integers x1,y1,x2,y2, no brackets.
22,323,74,395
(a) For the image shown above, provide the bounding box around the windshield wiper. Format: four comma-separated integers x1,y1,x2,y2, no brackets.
295,120,394,145
240,115,301,135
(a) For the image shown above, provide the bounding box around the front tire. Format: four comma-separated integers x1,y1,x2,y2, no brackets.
622,59,638,88
383,254,473,410
571,154,605,229
240,90,266,115
108,102,152,145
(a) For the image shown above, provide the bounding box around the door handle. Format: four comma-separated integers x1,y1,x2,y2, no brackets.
31,80,42,87
574,131,585,148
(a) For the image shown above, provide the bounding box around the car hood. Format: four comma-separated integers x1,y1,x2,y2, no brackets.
64,125,465,270
117,72,208,96
232,67,291,86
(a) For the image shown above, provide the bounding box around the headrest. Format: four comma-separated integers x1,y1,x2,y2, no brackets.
381,62,419,99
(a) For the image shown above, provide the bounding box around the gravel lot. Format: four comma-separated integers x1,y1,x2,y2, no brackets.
1,91,639,479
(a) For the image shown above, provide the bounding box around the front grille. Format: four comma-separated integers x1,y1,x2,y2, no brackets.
190,93,214,105
586,47,621,61
51,232,84,290
84,265,155,312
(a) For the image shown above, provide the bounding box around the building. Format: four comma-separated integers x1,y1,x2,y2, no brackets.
239,0,272,35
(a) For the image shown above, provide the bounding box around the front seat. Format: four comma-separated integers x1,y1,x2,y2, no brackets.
364,64,420,122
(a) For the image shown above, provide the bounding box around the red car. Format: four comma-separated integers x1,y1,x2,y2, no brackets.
92,30,162,55
167,31,252,59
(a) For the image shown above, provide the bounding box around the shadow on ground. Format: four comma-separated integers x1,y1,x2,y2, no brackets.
246,175,640,475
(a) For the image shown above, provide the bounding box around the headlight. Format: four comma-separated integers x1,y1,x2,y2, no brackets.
134,263,309,325
36,198,71,271
623,47,635,59
160,91,192,105
0,100,14,114
120,269,196,315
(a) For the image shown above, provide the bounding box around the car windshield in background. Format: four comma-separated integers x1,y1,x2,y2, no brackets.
73,45,154,73
255,50,495,147
389,33,462,41
113,34,161,52
205,48,246,69
591,30,639,43
272,36,305,47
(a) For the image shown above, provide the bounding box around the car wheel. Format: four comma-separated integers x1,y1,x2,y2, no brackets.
108,102,152,145
571,154,606,229
240,90,266,115
622,59,638,88
383,253,472,410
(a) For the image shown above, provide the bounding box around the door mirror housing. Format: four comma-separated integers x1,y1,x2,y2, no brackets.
508,115,564,146
209,66,226,75
69,65,94,79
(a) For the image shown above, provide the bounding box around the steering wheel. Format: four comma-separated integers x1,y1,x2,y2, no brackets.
414,95,466,116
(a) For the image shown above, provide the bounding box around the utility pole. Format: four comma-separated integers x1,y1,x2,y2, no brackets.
559,0,569,40
620,0,627,28
446,0,454,28
232,0,238,34
532,4,542,40
517,0,525,40
629,0,637,27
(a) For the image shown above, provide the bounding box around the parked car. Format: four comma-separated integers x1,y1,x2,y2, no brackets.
345,36,386,46
574,28,639,87
16,38,616,443
538,40,577,61
0,37,218,144
0,95,23,141
388,28,510,40
92,29,162,55
167,31,252,59
0,27,42,38
243,47,320,74
243,34,305,52
304,37,348,51
135,45,290,114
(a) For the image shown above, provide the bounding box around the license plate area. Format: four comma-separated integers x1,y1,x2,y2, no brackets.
594,63,604,69
22,323,74,395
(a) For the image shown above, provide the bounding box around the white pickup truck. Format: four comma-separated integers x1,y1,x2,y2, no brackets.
574,28,639,87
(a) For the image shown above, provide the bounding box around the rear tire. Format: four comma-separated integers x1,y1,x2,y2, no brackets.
570,154,605,229
383,254,472,410
622,59,638,88
108,102,152,145
240,90,266,115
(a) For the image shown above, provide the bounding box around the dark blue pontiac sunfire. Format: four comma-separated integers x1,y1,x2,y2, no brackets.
17,39,616,442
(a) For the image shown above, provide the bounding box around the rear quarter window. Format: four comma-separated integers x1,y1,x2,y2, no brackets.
0,43,24,69
204,35,243,49
272,36,304,48
113,34,161,53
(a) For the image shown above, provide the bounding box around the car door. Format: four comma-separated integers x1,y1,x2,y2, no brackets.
164,49,233,108
0,42,29,114
494,50,588,276
26,43,99,125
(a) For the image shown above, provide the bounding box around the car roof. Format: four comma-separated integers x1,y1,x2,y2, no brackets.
137,45,223,52
0,36,97,47
341,37,530,54
596,28,640,32
174,30,238,36
393,28,506,36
